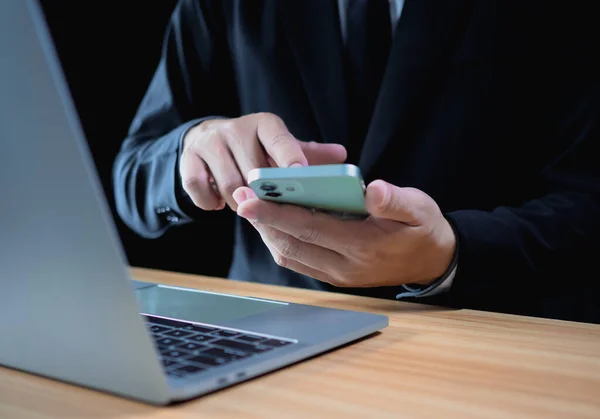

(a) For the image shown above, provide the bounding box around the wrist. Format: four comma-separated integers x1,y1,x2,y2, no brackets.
182,117,228,151
414,217,458,286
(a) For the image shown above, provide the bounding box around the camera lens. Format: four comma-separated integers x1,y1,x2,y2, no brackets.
265,192,281,198
260,183,277,192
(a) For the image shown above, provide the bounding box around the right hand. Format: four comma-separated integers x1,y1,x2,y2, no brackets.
180,113,347,211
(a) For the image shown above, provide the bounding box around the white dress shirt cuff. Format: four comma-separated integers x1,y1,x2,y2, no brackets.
395,264,457,299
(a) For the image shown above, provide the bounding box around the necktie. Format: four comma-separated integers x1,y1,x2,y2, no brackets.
344,0,391,163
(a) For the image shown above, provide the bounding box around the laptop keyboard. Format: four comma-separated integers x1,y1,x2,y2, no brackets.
143,314,296,379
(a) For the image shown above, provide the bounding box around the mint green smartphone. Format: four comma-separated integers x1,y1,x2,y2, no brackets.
247,164,368,219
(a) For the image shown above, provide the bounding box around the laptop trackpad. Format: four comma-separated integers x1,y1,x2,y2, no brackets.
134,285,284,324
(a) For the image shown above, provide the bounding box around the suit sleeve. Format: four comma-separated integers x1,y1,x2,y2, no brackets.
112,0,238,238
441,57,600,317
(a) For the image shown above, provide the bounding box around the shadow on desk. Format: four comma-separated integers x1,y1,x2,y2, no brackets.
309,296,454,315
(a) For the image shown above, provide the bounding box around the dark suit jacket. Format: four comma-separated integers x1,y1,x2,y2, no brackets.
113,0,600,323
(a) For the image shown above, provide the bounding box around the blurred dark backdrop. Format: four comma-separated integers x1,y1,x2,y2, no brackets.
39,1,234,278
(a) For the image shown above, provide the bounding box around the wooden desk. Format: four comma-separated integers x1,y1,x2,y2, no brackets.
2,268,600,418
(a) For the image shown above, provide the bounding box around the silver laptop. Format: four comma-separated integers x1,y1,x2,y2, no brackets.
0,0,388,405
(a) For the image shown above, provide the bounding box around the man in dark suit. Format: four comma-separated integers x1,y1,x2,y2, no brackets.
113,0,600,323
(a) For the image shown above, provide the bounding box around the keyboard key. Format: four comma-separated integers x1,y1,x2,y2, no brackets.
210,330,241,338
155,337,185,347
187,355,224,366
173,364,206,375
182,324,217,334
189,334,217,343
161,359,178,368
167,370,184,377
212,339,259,353
163,329,195,338
202,347,250,360
253,345,273,353
236,334,265,343
176,342,204,352
149,325,170,333
261,339,293,347
163,350,187,359
144,315,189,328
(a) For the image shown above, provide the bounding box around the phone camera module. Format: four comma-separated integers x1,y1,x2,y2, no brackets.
265,192,282,198
260,183,278,192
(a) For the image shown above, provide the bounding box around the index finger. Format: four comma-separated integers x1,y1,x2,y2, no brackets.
256,113,308,168
236,188,363,253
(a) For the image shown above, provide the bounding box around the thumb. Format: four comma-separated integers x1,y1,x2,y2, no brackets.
298,141,347,165
365,180,434,226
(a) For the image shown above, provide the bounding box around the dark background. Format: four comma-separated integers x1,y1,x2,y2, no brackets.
39,1,235,278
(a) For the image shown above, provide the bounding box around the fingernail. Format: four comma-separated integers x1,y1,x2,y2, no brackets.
233,189,249,205
290,163,303,168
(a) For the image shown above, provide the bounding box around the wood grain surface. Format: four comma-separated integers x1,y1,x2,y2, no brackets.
1,267,599,419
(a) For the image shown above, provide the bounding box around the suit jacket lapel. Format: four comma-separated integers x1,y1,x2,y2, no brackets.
278,1,349,147
359,0,475,176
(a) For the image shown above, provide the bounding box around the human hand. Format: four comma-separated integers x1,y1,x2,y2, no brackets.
180,113,347,211
232,180,456,287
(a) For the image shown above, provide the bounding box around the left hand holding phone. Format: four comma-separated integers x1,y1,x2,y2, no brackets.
232,179,457,288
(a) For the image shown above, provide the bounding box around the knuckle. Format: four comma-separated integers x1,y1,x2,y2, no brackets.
180,147,194,162
221,120,245,144
217,120,234,137
406,187,431,212
330,262,362,286
345,232,371,259
378,186,395,212
211,139,230,158
297,225,320,244
202,128,226,149
219,178,242,196
277,238,299,259
269,132,294,148
181,178,215,210
257,114,292,143
302,140,318,151
362,247,381,265
418,198,435,220
182,176,203,192
258,112,281,124
347,244,367,262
